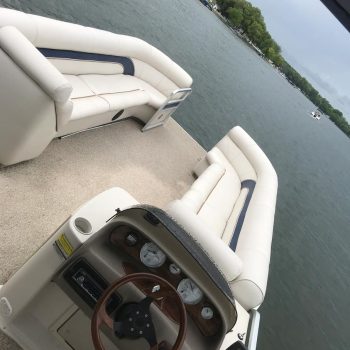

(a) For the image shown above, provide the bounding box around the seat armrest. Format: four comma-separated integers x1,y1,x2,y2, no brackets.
166,200,243,282
181,163,225,213
0,26,72,103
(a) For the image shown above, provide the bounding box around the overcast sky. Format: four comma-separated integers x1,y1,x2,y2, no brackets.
248,0,350,121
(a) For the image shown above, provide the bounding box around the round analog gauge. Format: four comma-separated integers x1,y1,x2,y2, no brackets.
140,242,166,268
177,278,203,305
169,263,181,275
201,306,214,320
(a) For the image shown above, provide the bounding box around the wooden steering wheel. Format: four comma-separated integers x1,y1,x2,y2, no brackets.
91,272,187,350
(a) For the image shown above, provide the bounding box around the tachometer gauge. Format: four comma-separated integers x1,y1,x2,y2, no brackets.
140,242,166,268
177,278,203,305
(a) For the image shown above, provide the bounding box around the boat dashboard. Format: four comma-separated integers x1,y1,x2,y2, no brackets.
55,207,237,349
110,225,222,336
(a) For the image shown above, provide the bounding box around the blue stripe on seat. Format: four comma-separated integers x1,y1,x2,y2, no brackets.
229,179,256,251
38,48,135,76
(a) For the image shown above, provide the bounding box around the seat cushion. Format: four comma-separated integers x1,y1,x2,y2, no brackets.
70,95,109,120
65,74,151,121
194,148,242,237
80,74,166,109
100,90,149,110
64,74,94,98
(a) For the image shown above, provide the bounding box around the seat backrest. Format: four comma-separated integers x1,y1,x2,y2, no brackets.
0,8,192,96
226,127,278,310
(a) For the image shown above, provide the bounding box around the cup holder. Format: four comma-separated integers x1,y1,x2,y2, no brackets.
74,217,92,235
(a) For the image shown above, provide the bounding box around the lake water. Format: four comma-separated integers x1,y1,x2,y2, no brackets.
0,0,349,349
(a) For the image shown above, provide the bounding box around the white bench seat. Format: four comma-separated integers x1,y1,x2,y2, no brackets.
0,8,192,166
166,126,278,310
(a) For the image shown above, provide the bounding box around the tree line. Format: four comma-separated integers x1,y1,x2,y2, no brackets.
216,0,350,137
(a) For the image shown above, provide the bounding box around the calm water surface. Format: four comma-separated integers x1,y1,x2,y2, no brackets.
0,1,349,349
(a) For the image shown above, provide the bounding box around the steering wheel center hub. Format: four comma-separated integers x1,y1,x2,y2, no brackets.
114,300,154,340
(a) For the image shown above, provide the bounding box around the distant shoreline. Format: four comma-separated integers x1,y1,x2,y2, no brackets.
213,6,350,138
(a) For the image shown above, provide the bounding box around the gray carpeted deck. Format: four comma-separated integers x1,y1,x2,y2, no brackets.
0,118,205,349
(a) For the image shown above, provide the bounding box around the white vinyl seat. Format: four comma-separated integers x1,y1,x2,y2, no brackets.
166,126,278,311
78,74,166,109
69,96,110,121
63,74,150,120
0,8,192,166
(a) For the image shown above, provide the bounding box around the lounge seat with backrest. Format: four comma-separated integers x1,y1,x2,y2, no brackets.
0,8,192,166
166,126,278,311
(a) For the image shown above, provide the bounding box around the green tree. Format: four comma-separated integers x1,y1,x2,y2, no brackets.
246,21,264,43
228,7,243,27
272,54,283,67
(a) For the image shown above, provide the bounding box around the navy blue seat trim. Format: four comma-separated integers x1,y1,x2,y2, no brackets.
229,179,256,251
37,48,135,76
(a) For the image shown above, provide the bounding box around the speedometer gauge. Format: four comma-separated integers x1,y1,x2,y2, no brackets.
140,242,166,268
177,278,203,305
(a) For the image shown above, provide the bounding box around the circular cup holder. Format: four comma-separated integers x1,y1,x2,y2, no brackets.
74,217,92,235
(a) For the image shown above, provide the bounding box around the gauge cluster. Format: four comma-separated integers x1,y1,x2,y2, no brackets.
139,242,204,305
109,226,222,336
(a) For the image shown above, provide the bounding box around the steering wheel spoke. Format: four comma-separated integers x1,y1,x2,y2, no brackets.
150,341,172,350
91,273,187,350
113,321,125,337
139,296,155,310
99,307,114,329
145,330,157,348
